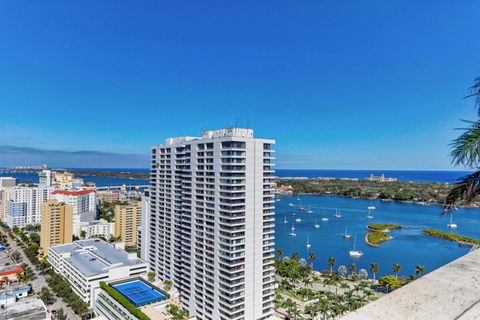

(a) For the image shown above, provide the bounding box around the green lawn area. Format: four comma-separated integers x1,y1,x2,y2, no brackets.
422,229,480,246
367,224,401,231
366,231,392,246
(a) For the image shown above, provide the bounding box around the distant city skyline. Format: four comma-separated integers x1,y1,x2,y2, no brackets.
1,2,479,170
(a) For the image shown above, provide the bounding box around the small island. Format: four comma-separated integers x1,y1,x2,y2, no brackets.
422,230,480,246
365,231,392,247
367,224,402,232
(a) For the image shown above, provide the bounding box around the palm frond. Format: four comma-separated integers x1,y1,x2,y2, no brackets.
466,77,480,115
450,120,480,167
444,170,480,212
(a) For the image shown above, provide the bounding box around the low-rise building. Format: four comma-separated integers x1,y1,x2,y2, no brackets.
40,200,73,255
0,177,17,188
0,264,24,284
93,277,169,320
0,284,31,307
97,190,120,203
47,239,148,307
1,297,50,320
80,219,115,239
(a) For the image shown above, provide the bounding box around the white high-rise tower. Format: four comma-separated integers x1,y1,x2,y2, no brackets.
148,128,276,320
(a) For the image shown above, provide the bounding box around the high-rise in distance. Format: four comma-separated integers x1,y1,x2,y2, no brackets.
147,128,276,320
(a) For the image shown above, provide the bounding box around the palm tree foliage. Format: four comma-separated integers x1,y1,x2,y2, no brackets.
445,77,480,210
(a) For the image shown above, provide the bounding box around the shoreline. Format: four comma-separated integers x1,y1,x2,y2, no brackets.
364,232,392,247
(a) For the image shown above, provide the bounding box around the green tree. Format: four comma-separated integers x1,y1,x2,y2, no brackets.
147,272,156,282
80,230,87,239
308,252,316,269
40,287,55,305
276,248,283,259
348,263,356,277
415,265,425,277
392,263,401,279
370,263,379,281
328,257,335,274
56,308,66,320
379,275,401,291
445,77,480,208
291,252,300,261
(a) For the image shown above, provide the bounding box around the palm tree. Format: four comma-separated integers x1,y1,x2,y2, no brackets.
348,263,356,278
445,77,480,210
277,248,283,260
338,265,347,278
392,263,401,279
308,252,316,269
415,265,425,277
1,276,8,285
328,257,335,274
291,252,300,261
370,263,379,281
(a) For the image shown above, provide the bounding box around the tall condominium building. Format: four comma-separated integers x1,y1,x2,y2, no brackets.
148,128,276,320
40,200,73,254
51,190,97,235
114,202,141,247
6,187,51,227
139,190,150,260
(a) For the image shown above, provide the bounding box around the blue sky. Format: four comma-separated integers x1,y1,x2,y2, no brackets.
1,1,479,169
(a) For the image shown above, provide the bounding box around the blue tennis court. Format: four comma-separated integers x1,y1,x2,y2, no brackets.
113,280,167,307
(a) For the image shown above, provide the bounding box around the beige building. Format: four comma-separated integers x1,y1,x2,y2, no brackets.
40,200,73,255
114,202,141,247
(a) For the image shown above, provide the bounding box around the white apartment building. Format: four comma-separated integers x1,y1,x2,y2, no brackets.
148,128,276,320
47,239,148,307
51,190,97,235
80,219,115,239
6,187,51,227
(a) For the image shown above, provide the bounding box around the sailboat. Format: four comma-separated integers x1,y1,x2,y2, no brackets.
343,226,351,239
447,212,457,229
307,206,313,214
321,209,329,222
368,199,376,210
295,217,302,223
366,208,374,219
314,218,320,229
284,215,288,224
298,202,305,211
276,198,280,202
288,203,294,207
297,197,300,200
349,236,364,257
334,209,341,218
306,236,311,249
289,223,296,237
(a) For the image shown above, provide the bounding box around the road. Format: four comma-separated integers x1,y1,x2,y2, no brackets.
3,231,81,320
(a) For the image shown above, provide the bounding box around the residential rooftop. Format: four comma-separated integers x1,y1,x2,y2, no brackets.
0,297,49,320
50,239,147,277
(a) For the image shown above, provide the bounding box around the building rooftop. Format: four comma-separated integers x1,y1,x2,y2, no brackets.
51,189,95,196
0,264,23,277
0,298,48,320
50,239,147,277
340,248,480,320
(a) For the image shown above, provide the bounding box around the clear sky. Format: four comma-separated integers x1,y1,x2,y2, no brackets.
1,1,479,169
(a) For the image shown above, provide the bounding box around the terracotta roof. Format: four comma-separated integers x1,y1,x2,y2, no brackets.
51,189,96,196
0,264,24,277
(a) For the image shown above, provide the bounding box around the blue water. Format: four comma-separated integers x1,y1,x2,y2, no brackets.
276,169,472,183
276,195,478,277
0,172,149,187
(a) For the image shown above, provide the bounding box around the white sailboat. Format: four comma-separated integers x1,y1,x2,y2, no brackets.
288,203,294,207
290,223,296,237
334,209,341,218
447,212,457,229
284,215,288,224
343,226,351,239
349,236,364,257
368,199,376,210
276,198,280,202
321,209,329,222
366,208,374,219
306,236,311,249
307,206,313,214
314,218,320,229
295,217,302,223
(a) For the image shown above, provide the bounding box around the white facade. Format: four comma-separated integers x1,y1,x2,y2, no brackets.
6,187,51,227
38,170,55,187
51,190,97,235
139,190,150,260
148,128,276,320
47,239,148,307
0,177,17,188
80,219,115,239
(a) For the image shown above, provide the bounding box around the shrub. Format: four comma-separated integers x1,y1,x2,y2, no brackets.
99,282,150,320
